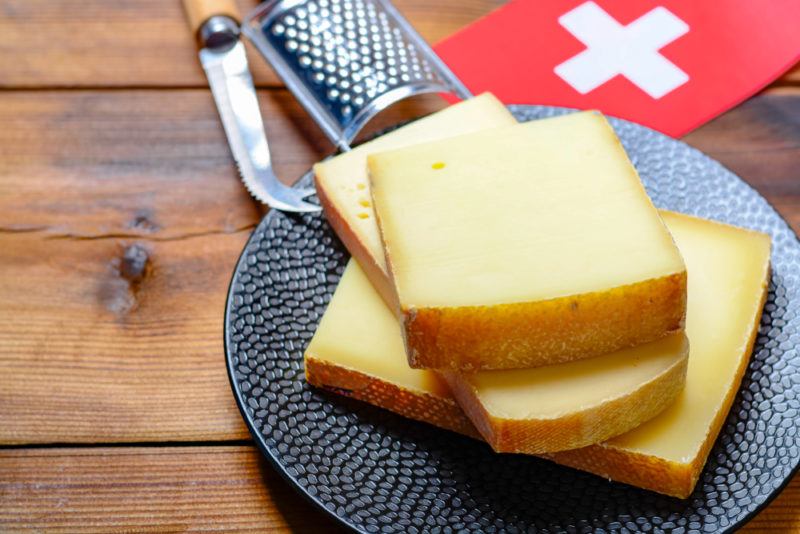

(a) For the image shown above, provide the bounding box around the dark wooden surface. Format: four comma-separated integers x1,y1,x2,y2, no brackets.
0,0,798,531
1,446,797,533
0,447,344,532
0,0,507,88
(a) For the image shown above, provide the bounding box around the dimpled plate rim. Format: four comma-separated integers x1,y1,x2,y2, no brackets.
224,105,800,534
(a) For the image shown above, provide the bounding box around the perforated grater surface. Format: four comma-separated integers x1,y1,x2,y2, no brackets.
243,0,472,151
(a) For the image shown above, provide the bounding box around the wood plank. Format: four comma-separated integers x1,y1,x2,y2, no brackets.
683,88,800,232
2,87,797,241
0,0,265,89
0,446,346,533
0,232,252,444
0,89,447,240
0,0,796,530
0,445,792,532
0,88,797,445
782,62,800,85
0,88,444,445
742,474,800,533
0,90,323,240
0,0,505,88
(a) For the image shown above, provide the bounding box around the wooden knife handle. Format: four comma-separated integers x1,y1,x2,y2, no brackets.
183,0,241,36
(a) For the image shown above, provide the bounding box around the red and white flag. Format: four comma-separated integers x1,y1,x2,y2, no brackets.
435,0,800,137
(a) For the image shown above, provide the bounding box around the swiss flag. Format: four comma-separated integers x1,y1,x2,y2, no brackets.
435,0,800,137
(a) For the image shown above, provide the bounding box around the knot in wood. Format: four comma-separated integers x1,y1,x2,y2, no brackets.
120,244,149,283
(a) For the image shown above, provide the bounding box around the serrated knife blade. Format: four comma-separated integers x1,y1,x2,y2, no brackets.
184,2,319,213
199,41,319,212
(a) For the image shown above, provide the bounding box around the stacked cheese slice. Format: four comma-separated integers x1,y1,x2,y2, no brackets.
307,94,771,498
368,110,687,371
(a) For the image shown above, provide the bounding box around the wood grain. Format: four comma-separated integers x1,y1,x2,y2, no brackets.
0,0,264,88
0,89,446,240
0,445,793,532
1,0,798,529
1,87,797,242
783,62,800,84
0,231,251,444
742,474,800,532
0,89,798,446
0,0,506,88
0,446,346,533
0,90,320,240
683,89,800,232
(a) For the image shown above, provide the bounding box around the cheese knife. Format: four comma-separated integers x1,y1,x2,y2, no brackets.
183,0,320,212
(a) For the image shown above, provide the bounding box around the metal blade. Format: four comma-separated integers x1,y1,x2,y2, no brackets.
199,41,320,213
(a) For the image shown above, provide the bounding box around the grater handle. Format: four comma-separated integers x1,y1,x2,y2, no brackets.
183,0,241,37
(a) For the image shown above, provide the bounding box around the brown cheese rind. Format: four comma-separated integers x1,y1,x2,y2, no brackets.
544,443,696,499
369,112,687,372
307,199,769,497
400,271,686,371
304,277,762,497
305,353,480,438
307,346,697,494
547,267,769,498
440,337,689,454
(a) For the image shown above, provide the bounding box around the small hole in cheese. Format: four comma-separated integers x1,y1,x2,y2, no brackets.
432,162,446,170
357,212,370,219
359,199,370,207
356,183,366,190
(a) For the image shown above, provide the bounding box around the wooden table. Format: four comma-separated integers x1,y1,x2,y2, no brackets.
0,1,798,531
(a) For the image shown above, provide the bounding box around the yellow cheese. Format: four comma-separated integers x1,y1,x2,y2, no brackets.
369,111,687,371
441,334,688,454
548,211,771,497
304,211,770,497
313,93,517,307
304,259,479,438
306,262,689,454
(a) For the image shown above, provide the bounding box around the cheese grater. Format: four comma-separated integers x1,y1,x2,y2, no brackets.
243,0,472,152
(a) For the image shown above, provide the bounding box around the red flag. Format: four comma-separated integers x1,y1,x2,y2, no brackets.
435,0,800,137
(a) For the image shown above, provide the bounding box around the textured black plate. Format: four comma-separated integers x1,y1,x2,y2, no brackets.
225,106,800,533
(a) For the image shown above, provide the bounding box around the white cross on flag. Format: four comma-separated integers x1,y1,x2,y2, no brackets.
554,2,689,99
436,0,800,136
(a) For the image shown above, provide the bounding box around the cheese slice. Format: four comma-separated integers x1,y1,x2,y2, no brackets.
306,260,689,454
441,334,688,454
313,93,516,307
368,111,687,371
304,212,770,497
305,259,480,438
547,211,771,497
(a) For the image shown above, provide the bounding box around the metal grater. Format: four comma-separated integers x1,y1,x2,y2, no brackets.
243,0,472,151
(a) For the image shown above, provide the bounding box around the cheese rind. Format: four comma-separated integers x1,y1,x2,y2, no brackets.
304,212,770,497
313,93,516,307
369,111,687,370
306,355,480,438
442,334,688,454
547,211,771,497
404,273,686,370
304,260,479,437
306,264,689,455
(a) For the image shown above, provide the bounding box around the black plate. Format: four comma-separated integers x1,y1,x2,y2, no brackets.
225,106,800,533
